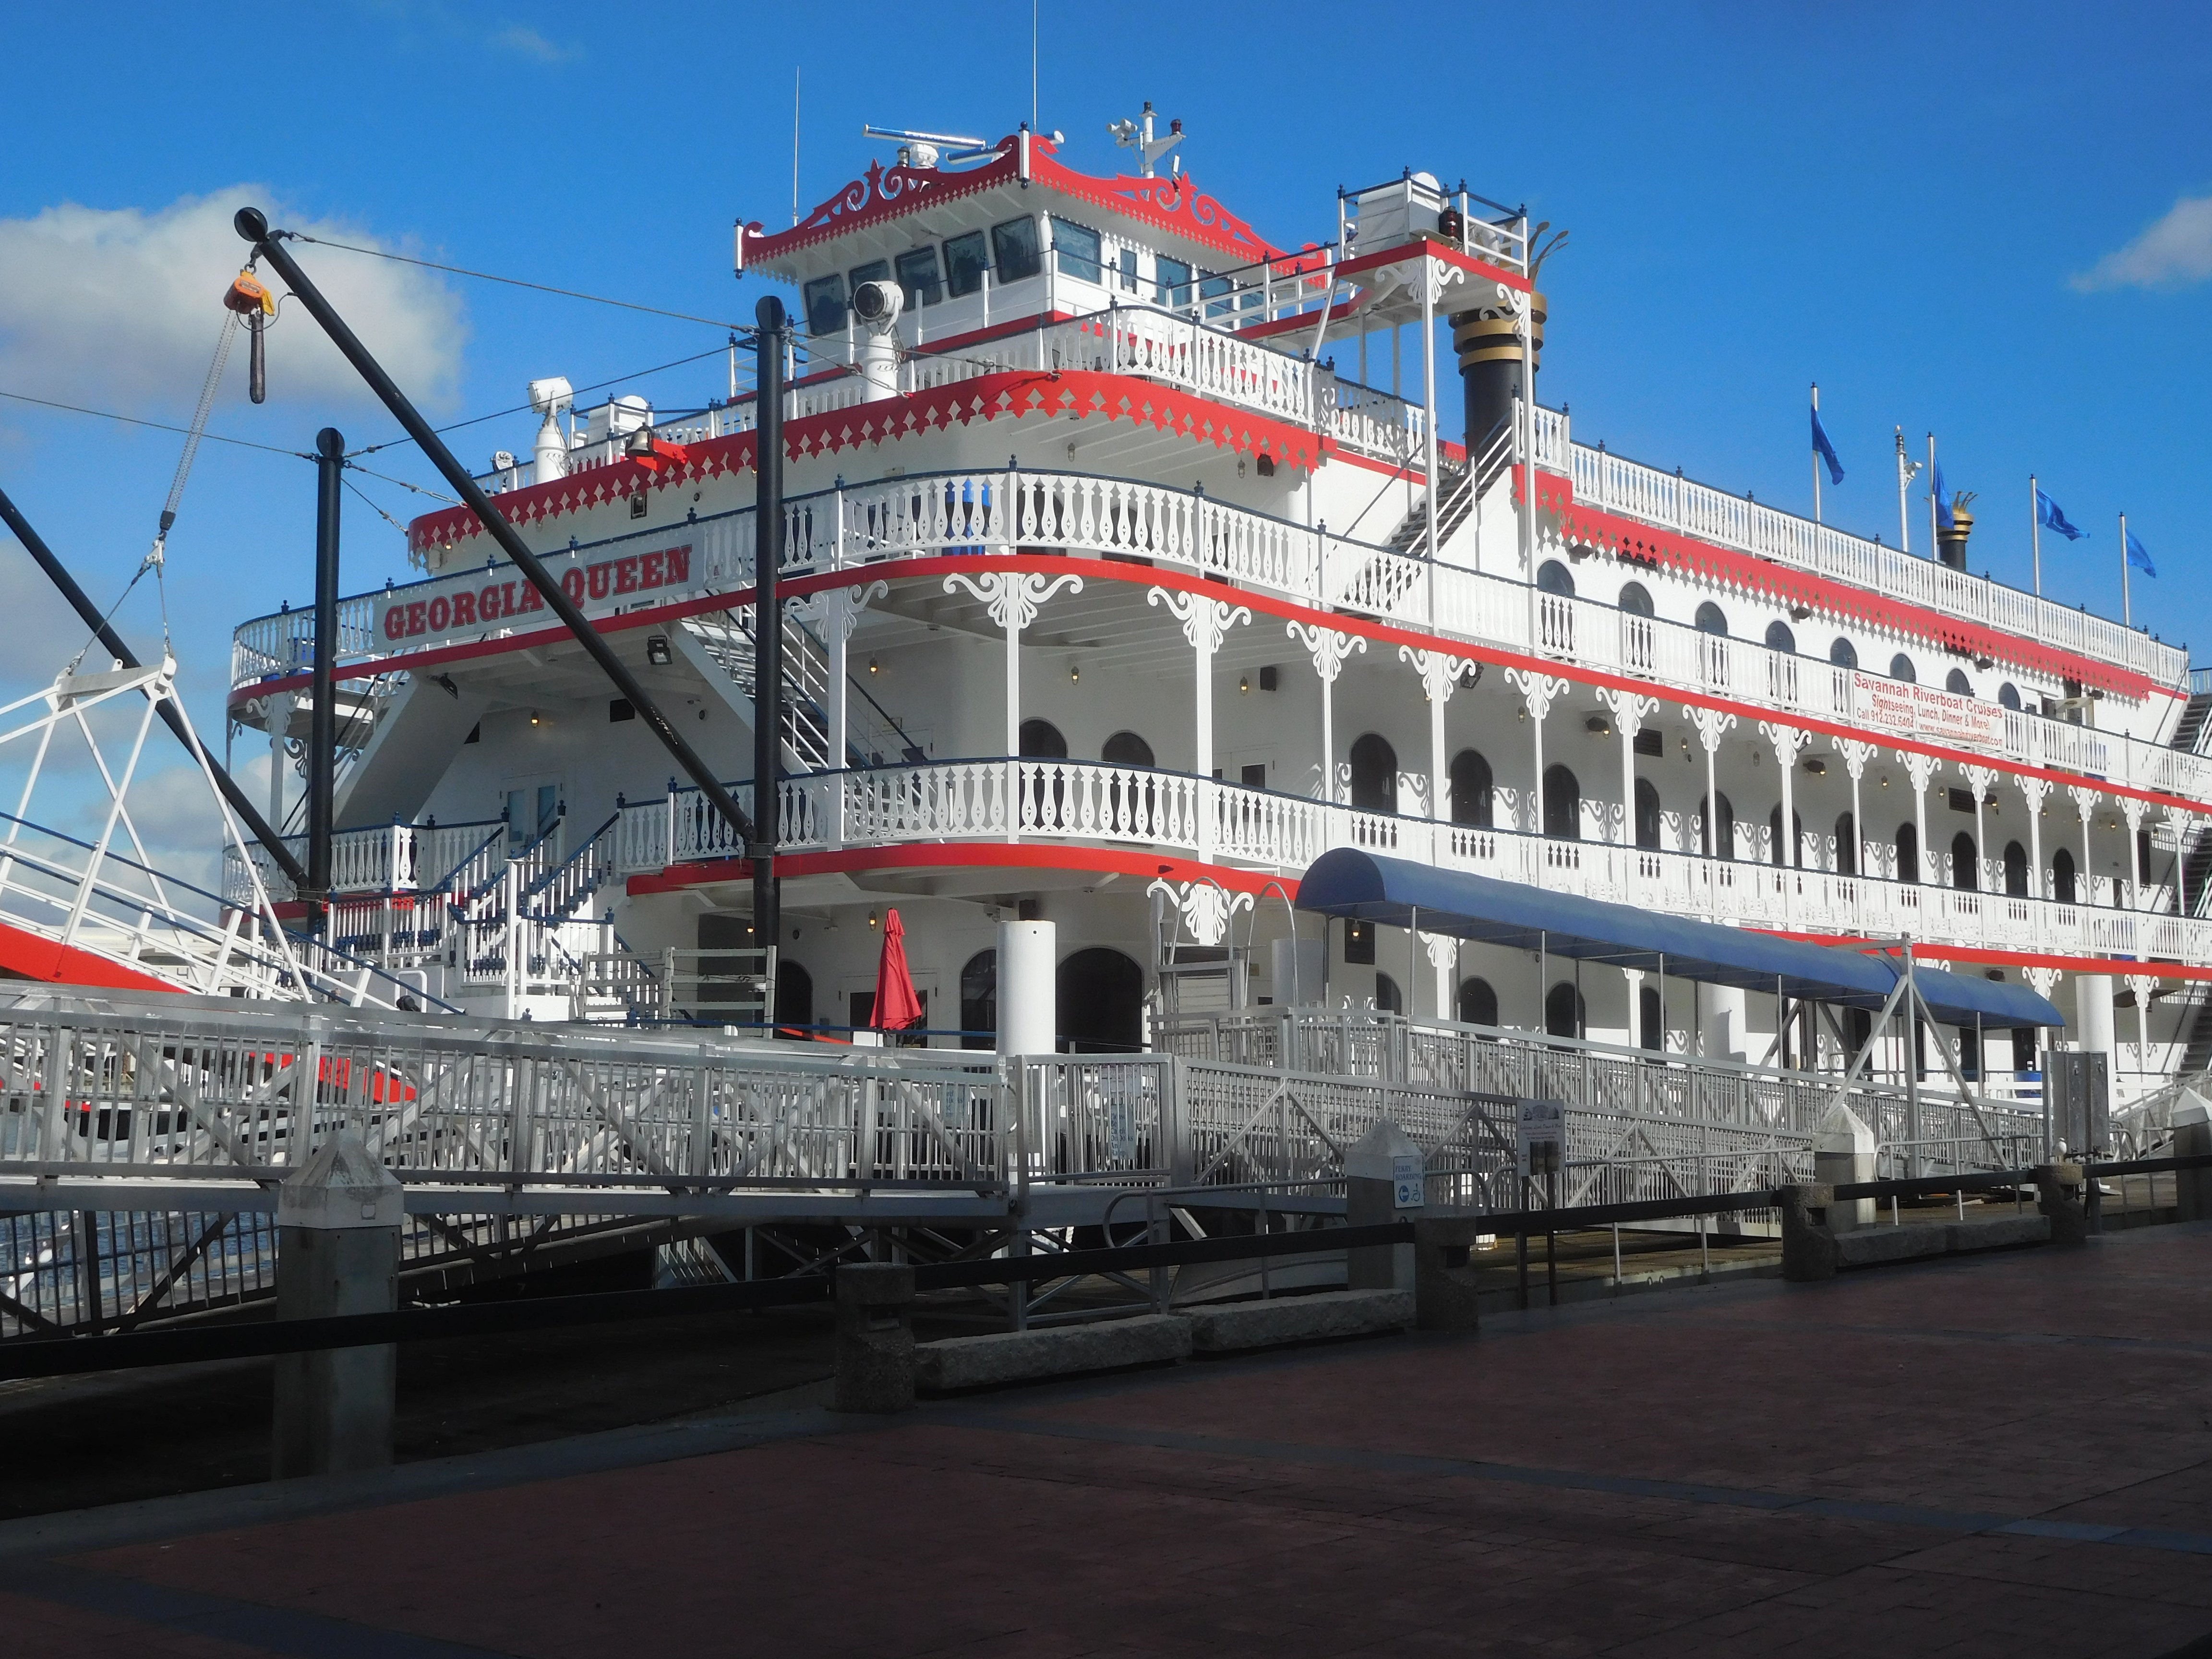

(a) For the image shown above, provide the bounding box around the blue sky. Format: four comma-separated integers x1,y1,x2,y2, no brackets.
1,0,2208,865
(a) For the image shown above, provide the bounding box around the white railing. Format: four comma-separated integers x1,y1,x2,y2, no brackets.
236,462,2209,806
223,818,506,906
611,758,2212,966
1564,426,2186,689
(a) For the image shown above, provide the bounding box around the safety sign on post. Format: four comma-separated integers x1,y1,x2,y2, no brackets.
1392,1153,1426,1209
1516,1099,1565,1179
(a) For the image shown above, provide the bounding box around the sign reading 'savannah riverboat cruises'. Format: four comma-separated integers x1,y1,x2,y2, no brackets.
1851,671,2007,751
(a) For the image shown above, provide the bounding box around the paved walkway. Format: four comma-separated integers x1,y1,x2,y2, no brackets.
6,1224,2211,1658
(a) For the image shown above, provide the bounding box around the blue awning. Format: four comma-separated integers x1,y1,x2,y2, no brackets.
1295,849,2064,1028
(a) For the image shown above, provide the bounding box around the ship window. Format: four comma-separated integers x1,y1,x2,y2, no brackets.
2005,840,2029,897
1836,811,1857,875
1102,731,1154,768
846,259,890,297
1350,733,1397,813
1952,830,1978,890
1618,581,1653,616
802,274,847,337
1890,653,1917,683
1118,247,1139,292
1537,560,1575,597
1543,764,1581,841
1765,620,1796,654
1052,217,1103,284
991,217,1042,285
1155,255,1193,307
1640,984,1662,1051
1018,718,1067,759
1699,792,1735,859
1829,637,1858,669
505,783,560,854
959,949,997,1050
2053,845,2076,903
1695,601,1728,636
1545,981,1586,1041
944,230,989,297
1457,976,1498,1029
1374,972,1404,1014
1635,778,1662,849
1450,748,1493,827
1897,819,1920,883
1200,272,1237,321
894,246,943,309
1946,668,1974,697
1998,681,2023,711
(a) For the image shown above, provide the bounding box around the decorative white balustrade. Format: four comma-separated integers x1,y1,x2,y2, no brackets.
234,459,2208,807
613,758,2207,964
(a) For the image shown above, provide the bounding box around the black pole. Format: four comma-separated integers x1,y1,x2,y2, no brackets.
0,481,309,888
233,208,754,847
752,297,785,1009
305,428,343,931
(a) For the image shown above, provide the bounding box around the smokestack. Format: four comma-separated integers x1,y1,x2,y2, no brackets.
1452,290,1545,460
1937,493,1976,570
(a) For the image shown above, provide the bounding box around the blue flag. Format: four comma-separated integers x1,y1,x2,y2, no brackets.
1810,406,1843,486
2127,527,2156,577
1933,462,1953,530
2035,488,2087,541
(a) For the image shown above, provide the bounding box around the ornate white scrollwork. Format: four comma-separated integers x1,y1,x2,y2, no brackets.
790,578,888,645
1399,645,1476,705
1147,877,1252,949
1600,688,1658,738
942,569,1083,632
1687,706,1736,754
1502,666,1566,724
1148,586,1250,653
1286,619,1365,684
1757,721,1808,766
1835,738,1875,782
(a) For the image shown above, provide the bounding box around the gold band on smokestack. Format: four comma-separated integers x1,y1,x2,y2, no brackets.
1453,292,1546,458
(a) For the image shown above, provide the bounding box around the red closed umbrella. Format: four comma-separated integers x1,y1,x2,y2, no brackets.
870,908,924,1034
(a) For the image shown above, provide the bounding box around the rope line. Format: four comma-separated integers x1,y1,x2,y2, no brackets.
0,388,310,459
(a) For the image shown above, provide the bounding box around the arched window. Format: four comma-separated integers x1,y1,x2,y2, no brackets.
1952,830,1978,890
1946,668,1974,697
1618,581,1654,617
1699,792,1736,859
1765,620,1797,654
1449,748,1493,827
1829,637,1859,670
1695,601,1728,636
1457,976,1498,1028
1634,777,1662,850
1639,984,1662,1052
1349,733,1397,813
1019,718,1067,758
1897,819,1920,883
1770,805,1804,867
1890,653,1916,684
1835,810,1857,876
1374,972,1404,1014
1101,730,1154,767
2004,840,2029,897
1057,948,1144,1052
2052,845,2077,904
1545,981,1586,1041
776,960,813,1037
1542,764,1581,840
1998,682,2023,712
959,949,997,1050
1537,560,1575,597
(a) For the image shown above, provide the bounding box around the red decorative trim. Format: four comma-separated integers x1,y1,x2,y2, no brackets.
407,365,1331,554
1516,468,2161,702
741,135,1291,272
0,919,180,994
626,842,1302,900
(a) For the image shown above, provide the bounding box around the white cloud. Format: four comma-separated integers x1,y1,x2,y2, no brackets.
490,24,578,62
2073,193,2212,291
0,186,467,413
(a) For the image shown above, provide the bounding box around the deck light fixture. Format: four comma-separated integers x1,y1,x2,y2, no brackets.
646,635,672,665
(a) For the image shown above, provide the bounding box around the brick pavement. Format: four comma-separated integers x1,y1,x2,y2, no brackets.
6,1223,2210,1658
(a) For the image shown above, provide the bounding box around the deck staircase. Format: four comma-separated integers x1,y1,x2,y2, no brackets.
678,610,921,771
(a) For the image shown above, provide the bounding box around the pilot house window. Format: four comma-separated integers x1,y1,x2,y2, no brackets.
943,231,988,297
991,217,1043,285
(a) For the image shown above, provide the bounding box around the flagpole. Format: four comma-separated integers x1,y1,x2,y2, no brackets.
1895,427,1911,554
2120,511,2131,628
1810,383,1821,526
1926,433,1938,560
2030,473,2042,597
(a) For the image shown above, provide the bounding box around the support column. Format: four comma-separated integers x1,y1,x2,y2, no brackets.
2126,973,2157,1095
1505,669,1565,846
2070,786,2100,907
1962,764,1996,894
2018,774,2052,902
272,1129,402,1480
1151,588,1250,862
1838,738,1873,879
266,693,295,831
1903,751,1941,884
1422,930,1457,1021
945,570,1084,843
998,918,1057,1055
1287,622,1365,806
1760,721,1803,924
792,580,888,852
1689,708,1737,914
2121,796,2147,910
1401,647,1475,830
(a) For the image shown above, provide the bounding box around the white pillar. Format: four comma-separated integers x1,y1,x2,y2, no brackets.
1904,751,1941,883
1153,589,1250,859
1838,738,1873,879
1288,623,1364,806
998,919,1058,1055
944,570,1082,846
2020,775,2050,902
1508,670,1563,842
2070,786,2099,906
2076,971,2116,1067
1401,648,1471,825
2122,797,2146,909
267,693,294,830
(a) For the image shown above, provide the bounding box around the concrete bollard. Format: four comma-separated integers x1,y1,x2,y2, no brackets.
2175,1093,2212,1223
833,1262,916,1413
1777,1184,1839,1282
2033,1163,2089,1249
1345,1119,1422,1291
1411,1216,1485,1332
272,1130,403,1481
1813,1106,1875,1233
